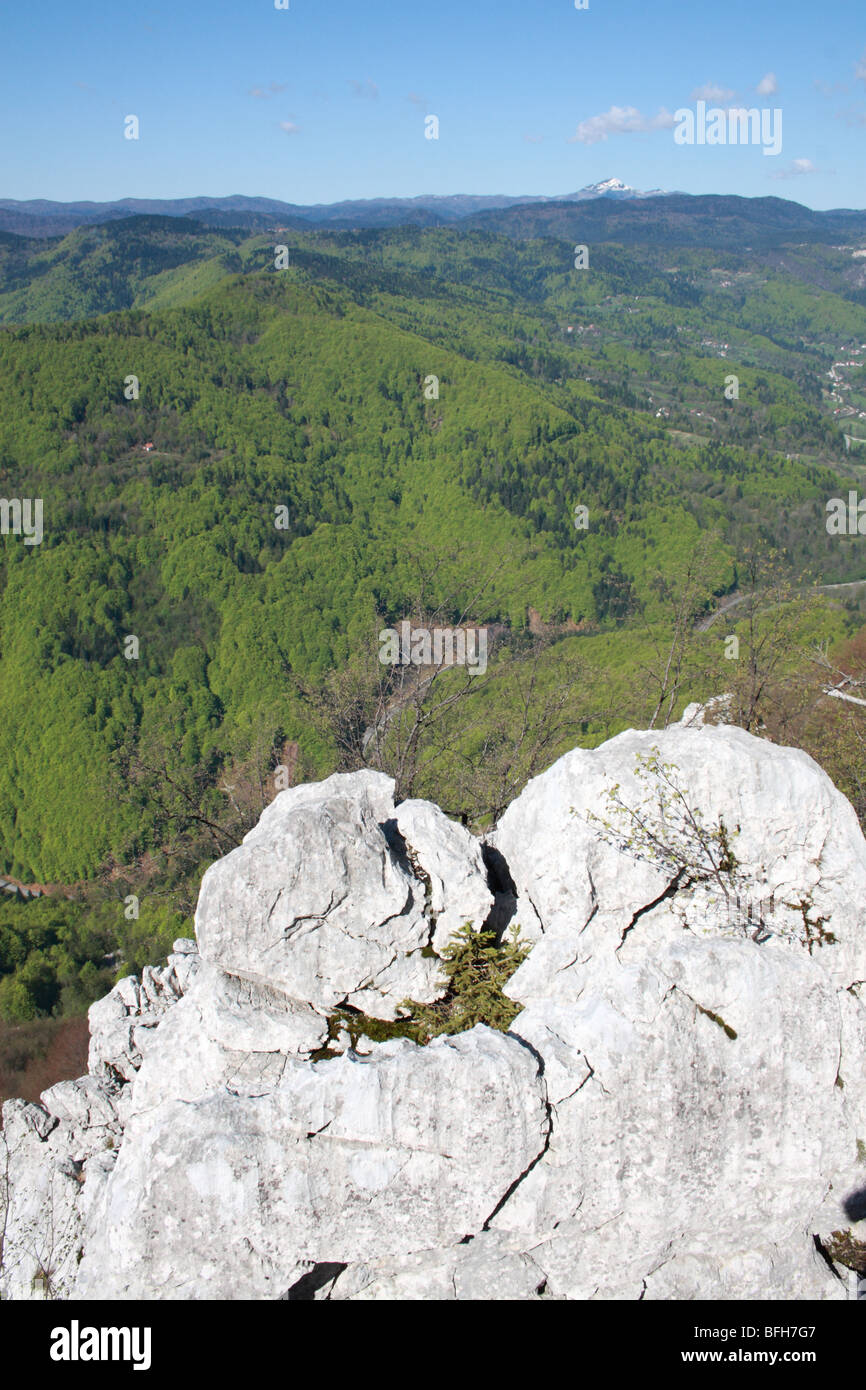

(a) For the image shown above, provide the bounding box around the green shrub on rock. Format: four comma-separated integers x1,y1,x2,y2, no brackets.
317,922,531,1057
409,923,531,1043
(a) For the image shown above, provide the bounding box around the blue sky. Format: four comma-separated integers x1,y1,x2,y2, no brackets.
1,0,864,209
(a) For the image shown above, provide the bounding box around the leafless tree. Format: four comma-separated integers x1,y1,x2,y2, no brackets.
297,619,609,828
717,549,819,735
634,534,723,729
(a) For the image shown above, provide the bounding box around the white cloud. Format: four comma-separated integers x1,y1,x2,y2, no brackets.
691,82,736,102
839,105,866,127
349,78,378,100
756,72,778,95
856,48,866,82
814,78,849,96
568,105,675,144
279,121,301,135
524,133,544,144
770,157,818,179
250,82,288,100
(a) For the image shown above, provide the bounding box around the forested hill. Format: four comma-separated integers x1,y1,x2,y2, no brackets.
0,200,865,1033
3,193,866,325
468,193,866,249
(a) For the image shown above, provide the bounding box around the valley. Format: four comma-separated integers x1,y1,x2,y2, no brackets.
0,189,865,1054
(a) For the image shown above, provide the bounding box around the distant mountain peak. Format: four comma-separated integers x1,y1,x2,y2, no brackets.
560,178,668,201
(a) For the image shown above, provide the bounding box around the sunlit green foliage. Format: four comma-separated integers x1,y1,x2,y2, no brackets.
0,211,862,1019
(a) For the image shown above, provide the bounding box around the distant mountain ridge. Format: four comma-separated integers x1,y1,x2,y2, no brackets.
0,180,669,237
467,192,866,249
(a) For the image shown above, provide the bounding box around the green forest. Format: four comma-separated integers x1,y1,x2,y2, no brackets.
1,198,866,1041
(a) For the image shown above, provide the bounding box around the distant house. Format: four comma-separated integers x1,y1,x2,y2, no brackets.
143,442,154,452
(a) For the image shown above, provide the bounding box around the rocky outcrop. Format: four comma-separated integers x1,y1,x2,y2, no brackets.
0,945,193,1301
88,940,200,1088
75,1029,547,1300
193,770,491,1020
2,718,864,1300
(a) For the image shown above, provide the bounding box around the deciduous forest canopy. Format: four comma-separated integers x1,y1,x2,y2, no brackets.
1,193,866,1038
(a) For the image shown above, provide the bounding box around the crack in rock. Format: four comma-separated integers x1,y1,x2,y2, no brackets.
616,869,686,953
665,982,738,1040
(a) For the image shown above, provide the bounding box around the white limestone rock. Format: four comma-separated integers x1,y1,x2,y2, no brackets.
498,903,859,1298
487,722,866,1299
327,1231,551,1301
4,722,866,1303
492,722,866,990
0,947,199,1300
394,798,493,952
0,1087,121,1302
40,1075,119,1131
73,1027,548,1300
194,771,449,1020
88,949,199,1083
125,961,330,1117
